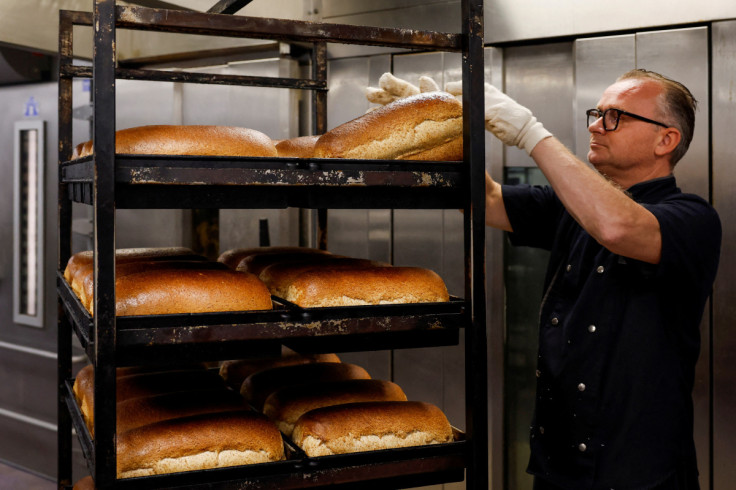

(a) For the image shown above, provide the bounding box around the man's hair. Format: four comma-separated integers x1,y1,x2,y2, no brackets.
617,69,697,165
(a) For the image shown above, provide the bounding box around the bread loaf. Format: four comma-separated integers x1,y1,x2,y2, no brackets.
79,260,227,312
263,379,407,436
88,268,272,316
241,362,371,411
218,246,331,273
117,410,285,478
73,125,277,159
291,401,454,456
275,135,320,158
64,247,199,288
73,365,228,437
281,266,449,307
72,476,95,490
116,389,248,433
258,257,388,299
313,92,463,161
219,348,340,390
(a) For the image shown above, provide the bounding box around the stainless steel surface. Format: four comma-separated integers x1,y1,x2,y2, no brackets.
503,43,574,168
485,0,736,44
711,20,736,490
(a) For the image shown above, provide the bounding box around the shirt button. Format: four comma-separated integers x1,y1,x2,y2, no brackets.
566,264,572,272
536,369,541,378
551,317,559,326
578,383,586,392
539,426,545,434
588,325,596,333
578,443,587,452
596,266,605,274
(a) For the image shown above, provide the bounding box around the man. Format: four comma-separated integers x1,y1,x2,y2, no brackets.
369,69,721,489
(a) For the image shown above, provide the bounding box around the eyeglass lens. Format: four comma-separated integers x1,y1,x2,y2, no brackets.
587,109,619,130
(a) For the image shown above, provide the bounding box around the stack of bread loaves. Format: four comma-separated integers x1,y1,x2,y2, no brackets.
63,248,273,316
235,357,454,456
72,364,284,478
218,245,450,308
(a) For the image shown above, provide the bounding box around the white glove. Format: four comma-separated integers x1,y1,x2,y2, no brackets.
444,81,552,155
483,83,551,155
365,73,441,106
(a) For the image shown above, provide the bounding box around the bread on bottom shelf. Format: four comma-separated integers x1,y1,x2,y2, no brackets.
263,379,407,437
72,476,95,489
291,401,454,457
279,266,450,307
219,347,341,390
241,362,371,411
219,246,333,275
275,135,320,158
117,410,285,479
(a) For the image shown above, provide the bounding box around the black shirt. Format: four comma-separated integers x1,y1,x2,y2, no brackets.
502,176,721,490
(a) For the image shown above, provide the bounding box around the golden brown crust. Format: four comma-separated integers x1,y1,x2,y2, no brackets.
399,134,462,161
88,268,272,317
73,125,277,159
116,389,249,433
241,362,371,410
117,410,285,478
72,476,95,490
283,266,449,307
219,350,341,390
79,260,226,312
64,247,198,286
74,366,228,438
313,92,463,160
291,401,453,456
217,246,331,271
258,258,388,299
263,379,407,436
275,135,320,158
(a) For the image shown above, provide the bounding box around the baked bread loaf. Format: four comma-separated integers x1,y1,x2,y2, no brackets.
218,246,331,273
277,266,449,307
313,92,463,161
73,125,277,159
79,260,227,312
86,268,272,316
257,257,387,299
72,476,95,490
73,365,228,437
116,389,248,433
219,348,341,390
117,410,285,479
291,401,454,456
64,247,201,293
241,362,371,411
275,135,320,158
263,379,407,436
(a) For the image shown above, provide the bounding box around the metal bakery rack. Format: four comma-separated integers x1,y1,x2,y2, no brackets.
56,0,488,488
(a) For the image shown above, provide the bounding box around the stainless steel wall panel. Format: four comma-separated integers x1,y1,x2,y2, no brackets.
711,20,736,490
486,0,736,44
503,43,574,168
573,35,636,161
635,27,710,198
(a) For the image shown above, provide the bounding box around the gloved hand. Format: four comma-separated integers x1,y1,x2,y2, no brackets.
365,72,441,106
444,81,552,155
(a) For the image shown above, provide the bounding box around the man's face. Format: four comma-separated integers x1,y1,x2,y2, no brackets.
587,79,666,179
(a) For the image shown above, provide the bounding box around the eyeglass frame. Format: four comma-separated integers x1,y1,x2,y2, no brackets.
586,108,670,131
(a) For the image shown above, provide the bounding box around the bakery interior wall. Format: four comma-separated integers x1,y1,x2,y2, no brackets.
0,1,734,488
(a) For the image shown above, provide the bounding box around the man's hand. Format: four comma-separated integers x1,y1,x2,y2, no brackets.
444,82,552,155
366,73,441,106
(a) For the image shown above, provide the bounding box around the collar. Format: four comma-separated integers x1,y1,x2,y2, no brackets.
626,175,678,204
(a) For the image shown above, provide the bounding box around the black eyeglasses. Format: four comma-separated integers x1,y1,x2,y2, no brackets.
586,108,669,131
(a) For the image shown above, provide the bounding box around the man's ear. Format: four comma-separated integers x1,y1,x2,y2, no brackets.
654,127,682,157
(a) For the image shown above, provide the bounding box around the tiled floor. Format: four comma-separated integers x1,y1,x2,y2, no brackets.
0,461,55,490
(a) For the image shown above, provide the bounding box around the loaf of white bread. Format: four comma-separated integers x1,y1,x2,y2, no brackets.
117,410,284,479
71,125,277,160
291,401,454,456
241,362,371,411
73,364,228,438
263,379,407,437
219,347,341,390
313,91,463,161
63,248,273,316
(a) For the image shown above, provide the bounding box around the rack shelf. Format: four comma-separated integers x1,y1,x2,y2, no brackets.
57,1,488,488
